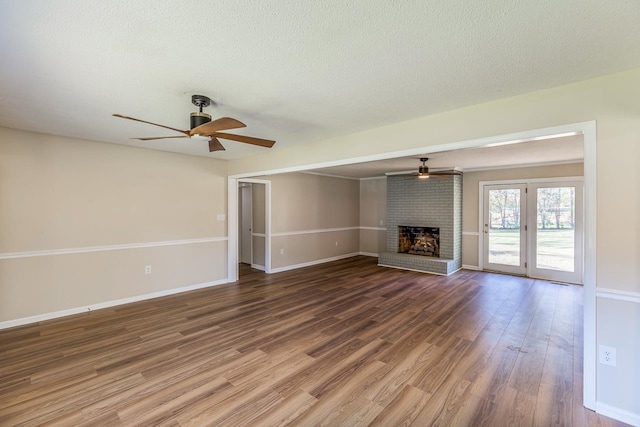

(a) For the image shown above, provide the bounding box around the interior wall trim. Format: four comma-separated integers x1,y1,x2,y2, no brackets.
360,226,387,231
358,251,379,257
462,264,481,270
271,226,361,237
270,252,360,273
462,231,480,236
0,237,228,260
595,402,640,427
596,288,640,304
0,277,231,330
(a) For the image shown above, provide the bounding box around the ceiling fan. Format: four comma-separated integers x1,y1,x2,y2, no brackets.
113,95,275,152
410,157,462,178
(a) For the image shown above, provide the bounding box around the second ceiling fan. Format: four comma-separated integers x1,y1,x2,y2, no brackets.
411,157,462,178
113,95,275,152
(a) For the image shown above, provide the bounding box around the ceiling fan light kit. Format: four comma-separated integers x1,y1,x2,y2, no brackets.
113,94,275,152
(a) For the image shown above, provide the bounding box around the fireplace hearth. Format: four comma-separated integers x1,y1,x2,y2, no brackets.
398,226,440,257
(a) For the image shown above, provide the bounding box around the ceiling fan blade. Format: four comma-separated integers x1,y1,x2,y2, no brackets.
213,132,276,148
208,137,226,152
190,117,246,136
132,136,189,141
113,114,189,135
430,170,463,176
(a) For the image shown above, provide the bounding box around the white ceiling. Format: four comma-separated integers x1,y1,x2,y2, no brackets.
1,1,639,162
306,135,584,179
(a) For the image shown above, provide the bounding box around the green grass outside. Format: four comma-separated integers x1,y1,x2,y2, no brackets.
488,228,575,271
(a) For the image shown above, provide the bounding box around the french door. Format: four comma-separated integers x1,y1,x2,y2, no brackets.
483,184,527,275
482,180,583,284
527,181,583,283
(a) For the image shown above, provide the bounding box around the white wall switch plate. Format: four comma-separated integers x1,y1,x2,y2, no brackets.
216,213,226,221
144,265,152,275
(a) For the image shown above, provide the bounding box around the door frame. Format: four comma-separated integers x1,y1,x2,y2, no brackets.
482,183,528,275
228,178,272,281
527,180,584,284
239,183,253,265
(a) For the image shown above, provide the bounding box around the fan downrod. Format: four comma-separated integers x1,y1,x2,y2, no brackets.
191,95,212,129
419,157,429,175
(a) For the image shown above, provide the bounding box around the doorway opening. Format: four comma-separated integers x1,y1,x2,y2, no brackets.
235,178,271,277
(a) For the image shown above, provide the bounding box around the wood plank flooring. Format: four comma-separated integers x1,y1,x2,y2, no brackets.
0,256,629,426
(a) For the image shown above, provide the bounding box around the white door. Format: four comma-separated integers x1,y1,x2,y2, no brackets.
239,184,252,264
528,181,583,284
483,184,527,275
482,180,584,284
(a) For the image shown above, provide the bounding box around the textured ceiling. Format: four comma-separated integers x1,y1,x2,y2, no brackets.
306,135,584,179
1,1,639,160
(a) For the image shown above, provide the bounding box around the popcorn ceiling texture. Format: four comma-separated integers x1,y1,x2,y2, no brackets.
1,2,639,160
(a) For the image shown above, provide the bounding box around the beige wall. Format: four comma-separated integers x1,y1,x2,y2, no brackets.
359,178,387,255
270,173,360,232
462,162,584,267
0,127,228,322
229,69,640,416
265,172,360,269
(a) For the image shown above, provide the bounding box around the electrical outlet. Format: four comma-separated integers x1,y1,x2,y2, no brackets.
280,248,284,255
335,241,339,246
379,219,384,226
144,265,152,275
599,345,616,367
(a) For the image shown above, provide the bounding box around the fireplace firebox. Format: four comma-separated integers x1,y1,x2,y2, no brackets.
398,226,440,257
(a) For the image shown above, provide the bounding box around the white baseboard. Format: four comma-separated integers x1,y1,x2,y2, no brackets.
358,251,379,257
270,252,360,273
462,264,481,271
377,263,455,276
596,402,640,427
251,264,266,271
0,278,232,330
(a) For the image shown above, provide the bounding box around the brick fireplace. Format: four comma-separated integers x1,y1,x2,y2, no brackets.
378,174,462,275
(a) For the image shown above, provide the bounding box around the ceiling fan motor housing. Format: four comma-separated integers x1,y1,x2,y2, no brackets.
419,165,429,174
190,112,211,129
190,94,212,130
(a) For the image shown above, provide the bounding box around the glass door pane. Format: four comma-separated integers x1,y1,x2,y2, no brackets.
483,184,527,275
535,187,575,272
528,182,583,284
488,188,522,266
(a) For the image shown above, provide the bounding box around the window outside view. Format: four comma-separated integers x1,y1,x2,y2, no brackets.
488,189,521,266
488,187,575,272
535,187,575,272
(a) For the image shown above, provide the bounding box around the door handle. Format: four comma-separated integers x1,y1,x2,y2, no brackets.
484,224,489,234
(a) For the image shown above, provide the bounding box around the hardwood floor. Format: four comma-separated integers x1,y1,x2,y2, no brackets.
0,256,628,426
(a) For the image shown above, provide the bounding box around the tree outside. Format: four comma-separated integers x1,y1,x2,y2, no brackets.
487,186,576,271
